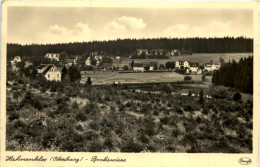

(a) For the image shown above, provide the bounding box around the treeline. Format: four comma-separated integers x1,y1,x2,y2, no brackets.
7,37,253,59
212,56,253,93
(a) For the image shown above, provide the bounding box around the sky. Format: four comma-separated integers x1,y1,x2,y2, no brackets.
7,7,253,44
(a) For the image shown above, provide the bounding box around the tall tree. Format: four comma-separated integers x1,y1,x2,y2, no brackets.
131,60,134,70
212,56,253,93
61,66,68,79
68,65,81,82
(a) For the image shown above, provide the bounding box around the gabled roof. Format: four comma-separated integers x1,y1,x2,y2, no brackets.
42,65,53,75
37,64,61,75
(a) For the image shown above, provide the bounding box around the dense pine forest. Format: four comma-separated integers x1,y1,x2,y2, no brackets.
7,37,253,59
212,56,253,94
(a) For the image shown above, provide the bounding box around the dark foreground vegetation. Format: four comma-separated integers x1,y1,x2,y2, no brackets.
6,78,252,152
8,37,253,58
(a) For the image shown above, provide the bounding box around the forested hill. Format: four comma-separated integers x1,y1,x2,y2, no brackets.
7,37,253,58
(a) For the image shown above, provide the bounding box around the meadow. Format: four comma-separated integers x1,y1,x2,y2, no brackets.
81,71,207,85
113,53,252,68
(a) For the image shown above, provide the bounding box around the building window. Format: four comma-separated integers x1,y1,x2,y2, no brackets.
57,74,59,78
48,74,50,78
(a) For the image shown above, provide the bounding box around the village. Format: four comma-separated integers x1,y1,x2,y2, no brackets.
9,49,220,84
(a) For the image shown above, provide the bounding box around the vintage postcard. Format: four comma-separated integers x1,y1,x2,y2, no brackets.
1,1,259,167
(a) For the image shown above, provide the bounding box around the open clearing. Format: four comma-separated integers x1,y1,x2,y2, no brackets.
113,53,252,68
81,71,212,85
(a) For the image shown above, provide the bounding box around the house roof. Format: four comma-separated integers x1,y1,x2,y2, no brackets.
190,62,199,67
133,63,144,67
45,53,59,56
37,64,61,74
42,65,54,75
36,64,47,69
176,61,184,65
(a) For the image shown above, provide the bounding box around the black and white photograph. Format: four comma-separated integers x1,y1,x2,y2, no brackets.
2,1,258,160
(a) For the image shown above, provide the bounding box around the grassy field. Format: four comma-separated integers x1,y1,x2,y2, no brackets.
113,53,252,68
81,71,209,85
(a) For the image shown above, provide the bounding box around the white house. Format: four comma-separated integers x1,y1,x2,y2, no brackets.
189,63,199,72
149,62,158,71
11,56,21,64
136,49,148,56
116,56,121,60
183,61,190,68
85,57,91,66
197,68,203,74
36,64,61,81
24,60,33,68
211,64,221,71
94,55,102,61
204,63,221,72
176,61,189,68
133,63,144,72
65,57,78,67
45,53,60,61
175,61,183,68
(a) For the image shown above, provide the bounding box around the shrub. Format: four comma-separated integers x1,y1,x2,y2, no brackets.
160,116,170,124
87,77,92,85
42,131,56,149
123,65,129,71
125,101,132,108
140,105,151,115
12,131,26,144
202,108,209,115
153,110,159,116
176,107,183,114
202,75,206,81
184,76,192,81
121,139,144,152
211,86,228,99
233,92,241,101
184,105,194,112
8,110,19,121
198,89,204,104
12,91,21,100
76,111,87,121
88,137,103,152
31,96,44,110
